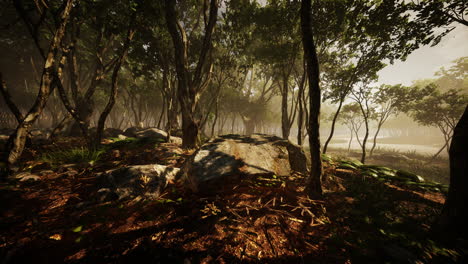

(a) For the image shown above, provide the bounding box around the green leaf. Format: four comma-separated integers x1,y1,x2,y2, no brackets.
72,225,83,233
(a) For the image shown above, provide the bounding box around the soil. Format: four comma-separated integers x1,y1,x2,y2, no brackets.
0,137,461,263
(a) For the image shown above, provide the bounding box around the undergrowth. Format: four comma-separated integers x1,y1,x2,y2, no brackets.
38,137,167,166
328,173,459,263
107,136,165,149
328,147,450,184
40,147,105,166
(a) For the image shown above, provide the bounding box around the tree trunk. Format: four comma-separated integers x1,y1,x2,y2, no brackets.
297,62,306,146
180,110,199,147
369,123,383,156
231,114,236,134
164,0,217,148
211,98,219,137
158,96,166,129
95,22,135,146
323,98,343,154
431,140,449,160
360,116,369,164
242,116,256,136
281,75,290,139
437,106,468,240
5,0,74,170
347,128,353,152
301,0,323,199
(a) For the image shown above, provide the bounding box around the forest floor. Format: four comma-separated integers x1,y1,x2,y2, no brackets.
0,137,464,263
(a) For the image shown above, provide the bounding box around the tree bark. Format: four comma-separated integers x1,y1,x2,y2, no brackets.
360,116,369,163
301,0,323,199
6,0,74,169
211,97,219,137
281,74,290,139
369,123,383,156
297,61,306,145
436,105,468,240
323,98,343,154
95,21,135,146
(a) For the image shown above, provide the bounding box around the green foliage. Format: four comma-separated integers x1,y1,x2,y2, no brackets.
41,147,105,166
72,225,83,233
328,167,458,262
335,158,448,193
409,86,467,130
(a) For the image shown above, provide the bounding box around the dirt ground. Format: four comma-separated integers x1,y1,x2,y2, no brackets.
0,138,461,263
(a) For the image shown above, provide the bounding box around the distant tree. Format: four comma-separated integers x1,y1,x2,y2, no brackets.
295,59,307,146
350,82,375,164
409,85,467,158
369,84,417,156
254,0,301,140
434,56,467,94
338,103,363,153
321,0,454,154
301,0,323,198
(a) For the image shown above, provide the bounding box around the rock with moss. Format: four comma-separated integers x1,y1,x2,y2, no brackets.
182,134,308,193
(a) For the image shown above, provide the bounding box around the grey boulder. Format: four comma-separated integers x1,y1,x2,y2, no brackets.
182,134,307,192
135,128,182,145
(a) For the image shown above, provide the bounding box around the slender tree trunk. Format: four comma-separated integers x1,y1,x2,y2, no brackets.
281,75,290,139
231,114,236,134
5,0,74,170
369,123,383,156
430,141,448,160
323,98,343,154
436,106,468,239
211,97,219,137
158,96,166,129
297,62,306,145
347,128,353,152
301,0,323,198
95,22,135,146
55,71,92,147
360,117,369,163
50,115,71,139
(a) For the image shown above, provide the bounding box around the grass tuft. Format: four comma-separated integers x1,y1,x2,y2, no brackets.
41,147,105,166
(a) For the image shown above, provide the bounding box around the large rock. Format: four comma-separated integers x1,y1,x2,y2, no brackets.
182,134,308,192
97,164,180,201
134,128,182,145
103,128,124,138
135,128,168,140
123,127,141,137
